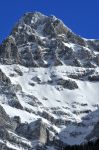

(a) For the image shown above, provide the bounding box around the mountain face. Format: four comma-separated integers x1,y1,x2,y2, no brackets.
0,12,99,150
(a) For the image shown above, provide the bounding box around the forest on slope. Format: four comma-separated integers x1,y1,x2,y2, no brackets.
64,138,99,150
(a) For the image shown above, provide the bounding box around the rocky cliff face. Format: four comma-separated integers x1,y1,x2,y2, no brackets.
0,12,99,150
1,12,99,68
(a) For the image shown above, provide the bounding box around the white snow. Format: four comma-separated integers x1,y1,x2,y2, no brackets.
0,63,99,145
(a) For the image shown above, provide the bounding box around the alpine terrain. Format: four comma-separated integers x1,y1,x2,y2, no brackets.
0,12,99,150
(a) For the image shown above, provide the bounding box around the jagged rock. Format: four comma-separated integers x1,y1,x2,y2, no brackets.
9,98,23,110
55,78,78,90
86,121,99,141
16,119,54,145
0,36,19,65
31,76,41,83
0,105,12,129
39,111,55,124
14,66,23,76
63,47,73,60
68,69,94,80
84,61,96,68
54,57,63,66
29,82,35,86
94,54,99,65
0,105,21,150
0,69,11,84
16,118,60,149
66,31,86,46
87,40,99,52
73,58,82,67
12,116,21,131
76,47,93,60
13,84,22,92
88,74,99,81
43,16,71,37
0,12,98,68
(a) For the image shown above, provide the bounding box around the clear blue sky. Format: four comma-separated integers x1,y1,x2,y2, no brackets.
0,0,99,43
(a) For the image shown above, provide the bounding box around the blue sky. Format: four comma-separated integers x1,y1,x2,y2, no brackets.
0,0,99,43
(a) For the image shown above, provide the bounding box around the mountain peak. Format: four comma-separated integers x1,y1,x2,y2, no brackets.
0,12,99,150
21,11,47,24
12,12,71,37
0,12,99,68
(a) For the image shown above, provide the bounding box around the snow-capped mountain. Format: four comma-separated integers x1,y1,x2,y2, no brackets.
0,12,99,150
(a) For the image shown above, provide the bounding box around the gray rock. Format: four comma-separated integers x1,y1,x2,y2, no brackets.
55,78,78,90
0,36,19,65
0,105,12,129
0,69,11,84
88,74,99,81
16,119,48,144
86,121,99,141
14,66,23,76
0,12,98,68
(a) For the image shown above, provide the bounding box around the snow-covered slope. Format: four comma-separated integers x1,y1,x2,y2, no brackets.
0,12,99,150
